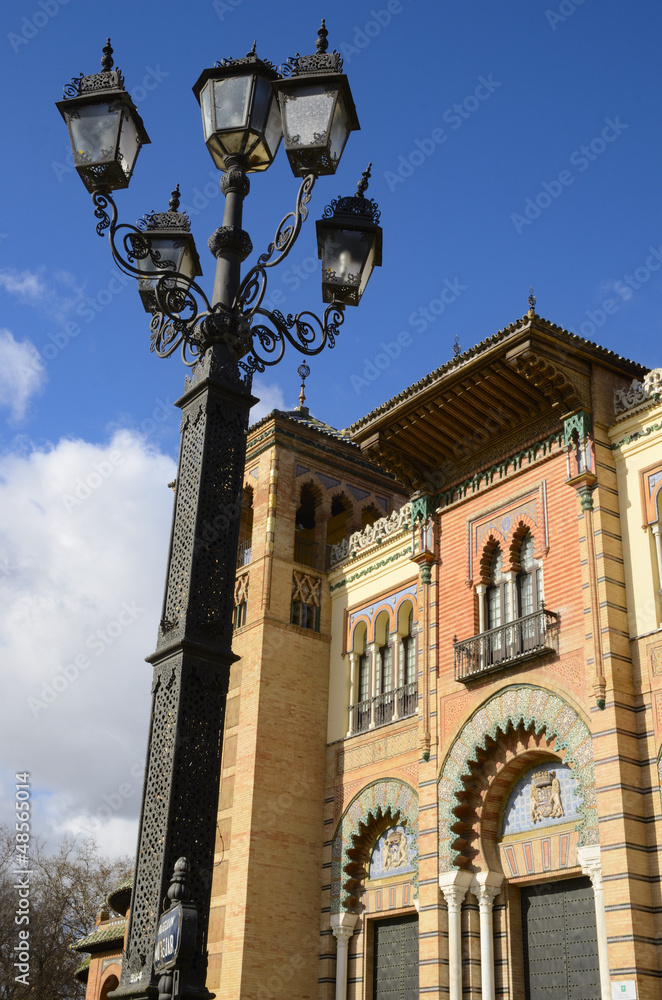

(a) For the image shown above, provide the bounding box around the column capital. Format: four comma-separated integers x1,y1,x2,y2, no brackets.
471,870,503,906
439,870,473,911
577,844,603,888
330,911,359,939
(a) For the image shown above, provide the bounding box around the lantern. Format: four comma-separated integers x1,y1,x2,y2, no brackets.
56,39,150,193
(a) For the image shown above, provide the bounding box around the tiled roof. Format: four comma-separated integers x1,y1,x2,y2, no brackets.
249,407,356,445
72,919,126,953
347,312,646,435
74,954,91,983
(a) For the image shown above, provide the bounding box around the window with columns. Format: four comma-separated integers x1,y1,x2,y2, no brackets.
455,529,557,681
347,602,417,736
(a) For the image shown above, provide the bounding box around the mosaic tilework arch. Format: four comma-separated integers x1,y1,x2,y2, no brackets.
331,779,418,914
437,686,597,872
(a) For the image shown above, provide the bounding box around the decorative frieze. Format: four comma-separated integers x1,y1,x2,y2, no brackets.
614,368,662,415
329,503,412,566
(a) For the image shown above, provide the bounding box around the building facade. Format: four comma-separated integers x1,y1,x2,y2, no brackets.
76,311,662,1000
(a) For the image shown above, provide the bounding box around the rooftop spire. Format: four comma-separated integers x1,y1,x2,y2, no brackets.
528,285,536,316
297,363,310,410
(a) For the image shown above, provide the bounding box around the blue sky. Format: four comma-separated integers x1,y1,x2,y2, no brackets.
1,0,660,856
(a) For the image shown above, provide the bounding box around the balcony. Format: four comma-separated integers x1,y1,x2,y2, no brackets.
293,537,331,571
348,682,418,736
453,608,559,683
236,539,252,568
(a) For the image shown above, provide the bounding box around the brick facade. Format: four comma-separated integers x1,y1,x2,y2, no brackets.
77,320,662,999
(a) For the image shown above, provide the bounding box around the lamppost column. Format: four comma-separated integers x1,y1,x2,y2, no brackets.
112,347,255,1000
211,156,252,309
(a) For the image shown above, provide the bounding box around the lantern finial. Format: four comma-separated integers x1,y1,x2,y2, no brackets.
169,184,181,212
316,20,329,53
356,163,372,197
101,38,114,72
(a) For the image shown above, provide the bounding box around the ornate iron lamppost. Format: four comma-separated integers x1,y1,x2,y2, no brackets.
57,23,381,1000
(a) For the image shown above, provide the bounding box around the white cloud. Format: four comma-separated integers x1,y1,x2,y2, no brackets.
0,267,85,323
250,378,291,423
0,431,177,857
0,268,47,301
0,328,46,420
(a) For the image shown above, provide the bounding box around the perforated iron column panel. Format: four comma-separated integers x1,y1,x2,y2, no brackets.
522,877,601,1000
112,346,254,1000
373,915,419,1000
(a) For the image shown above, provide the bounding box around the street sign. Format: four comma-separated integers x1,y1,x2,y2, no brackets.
154,903,182,973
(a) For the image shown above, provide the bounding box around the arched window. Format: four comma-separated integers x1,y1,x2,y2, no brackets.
294,484,318,567
400,608,417,717
517,531,543,616
327,494,351,548
486,547,510,629
237,485,253,567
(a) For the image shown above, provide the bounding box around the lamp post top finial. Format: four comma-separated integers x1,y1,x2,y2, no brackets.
357,163,372,197
101,37,114,72
316,19,329,53
169,184,181,212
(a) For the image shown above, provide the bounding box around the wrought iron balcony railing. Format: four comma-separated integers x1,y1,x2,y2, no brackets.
348,681,418,735
293,537,332,571
236,539,252,568
453,607,559,683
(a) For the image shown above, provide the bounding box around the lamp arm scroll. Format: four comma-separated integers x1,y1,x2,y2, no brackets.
234,173,316,319
240,301,344,375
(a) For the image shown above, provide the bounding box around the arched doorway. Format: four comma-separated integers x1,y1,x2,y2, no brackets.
437,686,606,999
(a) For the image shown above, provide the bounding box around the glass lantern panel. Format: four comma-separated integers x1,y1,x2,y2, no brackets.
200,82,213,141
328,93,351,169
251,75,273,134
282,85,335,148
212,75,252,132
69,104,121,165
323,230,373,288
136,238,185,278
118,111,141,179
263,91,283,160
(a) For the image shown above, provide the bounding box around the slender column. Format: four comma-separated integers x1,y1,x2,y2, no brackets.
472,872,503,1000
439,871,473,1000
391,632,401,721
330,912,358,1000
577,846,610,1000
475,584,487,633
368,641,379,728
347,652,359,737
652,523,662,625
